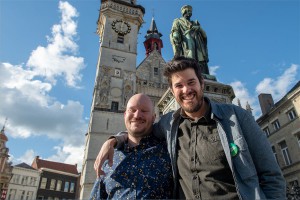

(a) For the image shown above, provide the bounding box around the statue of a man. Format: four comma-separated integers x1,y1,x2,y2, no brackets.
170,5,210,75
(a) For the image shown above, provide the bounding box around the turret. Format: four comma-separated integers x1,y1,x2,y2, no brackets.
143,17,163,56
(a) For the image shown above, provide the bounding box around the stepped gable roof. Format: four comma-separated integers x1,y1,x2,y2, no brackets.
32,156,78,175
15,162,36,170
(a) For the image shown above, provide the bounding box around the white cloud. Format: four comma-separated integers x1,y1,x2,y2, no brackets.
47,145,85,171
26,1,84,87
13,149,36,165
209,65,220,76
256,64,299,101
230,81,261,118
0,1,87,169
230,63,299,119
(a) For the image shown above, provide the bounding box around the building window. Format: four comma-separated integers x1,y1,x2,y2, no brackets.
111,101,119,111
31,177,37,186
50,179,56,190
279,141,292,166
20,190,25,200
21,176,28,185
263,127,270,137
272,146,278,163
37,196,44,200
7,189,16,200
26,191,33,200
56,180,62,191
117,35,124,43
12,174,20,184
70,182,75,193
289,180,299,187
272,119,280,131
297,134,300,148
28,177,32,186
205,86,210,91
64,181,70,192
40,177,47,189
154,67,159,76
287,109,297,121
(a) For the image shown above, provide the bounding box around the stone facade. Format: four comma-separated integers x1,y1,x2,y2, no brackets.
256,81,300,188
80,0,145,199
136,50,169,121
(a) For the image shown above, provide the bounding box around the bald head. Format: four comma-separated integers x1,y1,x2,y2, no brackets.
126,94,154,112
124,93,156,142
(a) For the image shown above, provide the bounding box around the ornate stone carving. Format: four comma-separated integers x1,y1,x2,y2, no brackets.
112,55,126,63
123,84,132,106
101,2,140,15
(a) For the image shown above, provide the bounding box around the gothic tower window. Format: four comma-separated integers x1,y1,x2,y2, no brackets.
111,101,119,111
117,35,124,43
154,67,158,76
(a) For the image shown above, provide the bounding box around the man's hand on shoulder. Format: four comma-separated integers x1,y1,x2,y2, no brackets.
94,138,116,177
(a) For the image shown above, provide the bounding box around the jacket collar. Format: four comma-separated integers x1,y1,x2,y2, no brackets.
209,97,224,120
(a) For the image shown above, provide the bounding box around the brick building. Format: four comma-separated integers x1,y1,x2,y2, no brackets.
31,156,80,200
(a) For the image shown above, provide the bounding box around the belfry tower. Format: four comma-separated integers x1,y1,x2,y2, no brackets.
80,1,145,199
143,17,163,56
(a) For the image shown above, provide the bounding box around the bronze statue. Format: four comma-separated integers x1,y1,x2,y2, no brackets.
170,5,210,75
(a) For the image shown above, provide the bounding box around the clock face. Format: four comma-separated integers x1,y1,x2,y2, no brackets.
112,19,131,35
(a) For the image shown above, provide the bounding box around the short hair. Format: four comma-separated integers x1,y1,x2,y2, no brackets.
181,5,192,15
164,56,203,88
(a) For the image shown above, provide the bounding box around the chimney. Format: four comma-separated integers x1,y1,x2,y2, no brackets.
258,93,274,115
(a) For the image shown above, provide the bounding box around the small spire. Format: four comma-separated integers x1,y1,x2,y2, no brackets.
0,118,8,141
1,117,8,133
143,16,163,56
246,101,253,115
237,99,241,107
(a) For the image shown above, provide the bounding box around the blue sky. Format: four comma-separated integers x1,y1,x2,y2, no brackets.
0,0,299,170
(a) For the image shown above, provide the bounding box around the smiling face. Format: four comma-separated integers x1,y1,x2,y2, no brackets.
171,68,206,119
124,94,155,143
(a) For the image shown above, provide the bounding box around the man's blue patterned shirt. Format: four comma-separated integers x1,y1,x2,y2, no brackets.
89,134,173,200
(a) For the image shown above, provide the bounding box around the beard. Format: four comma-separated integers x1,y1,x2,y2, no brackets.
182,101,202,113
177,91,204,114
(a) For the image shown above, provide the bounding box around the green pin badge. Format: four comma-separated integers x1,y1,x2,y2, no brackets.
230,143,239,157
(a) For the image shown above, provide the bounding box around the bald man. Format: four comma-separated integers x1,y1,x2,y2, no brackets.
89,94,173,200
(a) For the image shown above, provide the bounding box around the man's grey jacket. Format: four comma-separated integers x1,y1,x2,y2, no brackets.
155,98,286,200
